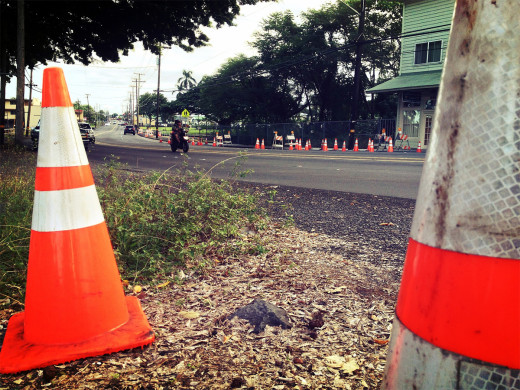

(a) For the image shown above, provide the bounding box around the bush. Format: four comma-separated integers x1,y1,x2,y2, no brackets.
0,148,268,302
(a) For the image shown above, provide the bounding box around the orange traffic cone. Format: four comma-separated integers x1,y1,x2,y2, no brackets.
0,68,154,374
383,2,520,387
333,138,338,150
213,137,217,147
308,139,312,150
387,137,393,152
255,138,260,149
417,141,422,153
323,138,328,151
341,140,346,152
191,139,195,146
159,139,163,143
369,139,374,152
353,138,359,152
261,139,265,149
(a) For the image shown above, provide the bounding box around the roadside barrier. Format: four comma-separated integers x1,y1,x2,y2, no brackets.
0,68,154,374
216,135,223,147
383,2,520,388
272,132,283,149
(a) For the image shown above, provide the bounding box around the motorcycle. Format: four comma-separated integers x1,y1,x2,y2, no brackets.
170,127,190,153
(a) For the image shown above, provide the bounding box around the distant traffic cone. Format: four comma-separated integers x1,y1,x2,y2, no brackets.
261,139,265,149
191,139,195,146
297,138,301,150
353,138,359,152
0,68,154,374
255,138,260,149
333,138,338,150
213,137,217,147
341,140,346,152
387,137,393,152
383,2,520,387
323,138,328,151
417,141,422,153
289,142,293,150
368,139,374,152
205,138,208,145
308,139,312,150
159,139,163,143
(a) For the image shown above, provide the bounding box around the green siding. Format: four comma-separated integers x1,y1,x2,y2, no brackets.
400,0,454,74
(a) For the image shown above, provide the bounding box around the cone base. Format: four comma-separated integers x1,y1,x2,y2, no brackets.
0,296,154,374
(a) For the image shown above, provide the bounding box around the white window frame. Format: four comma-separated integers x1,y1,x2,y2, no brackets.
414,40,442,65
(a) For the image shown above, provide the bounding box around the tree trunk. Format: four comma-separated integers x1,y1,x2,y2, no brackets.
15,0,25,145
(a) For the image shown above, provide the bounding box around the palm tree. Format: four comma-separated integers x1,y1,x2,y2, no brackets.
177,70,197,91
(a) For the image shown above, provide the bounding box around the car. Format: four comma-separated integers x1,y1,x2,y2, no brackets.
30,122,40,150
124,125,136,135
78,122,95,150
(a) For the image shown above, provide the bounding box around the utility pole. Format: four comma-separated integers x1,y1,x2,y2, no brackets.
348,0,365,150
25,67,36,136
156,49,161,138
85,94,91,123
155,45,170,138
133,73,144,131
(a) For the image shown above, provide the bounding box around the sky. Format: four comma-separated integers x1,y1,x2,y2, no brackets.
7,0,332,115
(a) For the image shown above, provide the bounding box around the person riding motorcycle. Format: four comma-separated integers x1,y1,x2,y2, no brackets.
171,120,183,145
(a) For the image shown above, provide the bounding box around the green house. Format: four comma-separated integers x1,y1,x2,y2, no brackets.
367,0,455,149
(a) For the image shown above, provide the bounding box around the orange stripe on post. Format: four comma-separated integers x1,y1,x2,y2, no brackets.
35,165,94,191
42,68,73,108
396,238,520,368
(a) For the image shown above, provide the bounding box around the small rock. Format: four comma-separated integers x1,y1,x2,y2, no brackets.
229,299,292,334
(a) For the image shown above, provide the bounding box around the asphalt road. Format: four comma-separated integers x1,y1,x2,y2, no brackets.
89,124,425,200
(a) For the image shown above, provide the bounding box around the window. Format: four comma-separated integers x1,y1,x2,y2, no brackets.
414,41,442,64
403,110,420,137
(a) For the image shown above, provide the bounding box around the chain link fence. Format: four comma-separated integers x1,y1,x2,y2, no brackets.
188,119,396,149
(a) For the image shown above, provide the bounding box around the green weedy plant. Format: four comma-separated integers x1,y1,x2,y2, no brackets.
0,146,36,304
94,156,268,284
0,147,272,301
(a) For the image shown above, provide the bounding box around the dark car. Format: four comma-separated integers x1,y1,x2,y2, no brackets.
124,125,136,135
30,123,40,150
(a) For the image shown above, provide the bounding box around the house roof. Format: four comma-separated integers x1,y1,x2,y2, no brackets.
367,70,443,93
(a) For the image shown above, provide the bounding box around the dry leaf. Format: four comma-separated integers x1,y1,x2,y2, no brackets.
122,280,129,287
374,339,389,345
156,281,170,289
178,310,200,319
133,285,142,294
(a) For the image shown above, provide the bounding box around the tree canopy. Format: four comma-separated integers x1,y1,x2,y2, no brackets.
170,0,402,124
0,0,274,78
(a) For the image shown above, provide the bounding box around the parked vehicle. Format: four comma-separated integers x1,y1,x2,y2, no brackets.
170,124,190,153
124,125,135,135
31,123,40,150
78,122,95,150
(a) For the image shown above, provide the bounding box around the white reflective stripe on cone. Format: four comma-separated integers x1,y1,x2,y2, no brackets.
411,1,520,259
32,185,105,232
37,107,89,168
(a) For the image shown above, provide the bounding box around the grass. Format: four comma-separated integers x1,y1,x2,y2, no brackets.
0,141,271,304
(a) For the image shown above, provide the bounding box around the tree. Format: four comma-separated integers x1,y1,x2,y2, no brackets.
139,92,169,124
0,0,274,144
177,70,197,91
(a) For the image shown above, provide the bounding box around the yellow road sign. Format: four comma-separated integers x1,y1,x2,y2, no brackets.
181,109,190,117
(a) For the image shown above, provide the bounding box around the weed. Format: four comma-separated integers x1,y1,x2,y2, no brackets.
0,146,272,301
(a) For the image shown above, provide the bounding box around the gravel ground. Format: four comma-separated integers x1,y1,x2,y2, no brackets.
235,182,417,280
